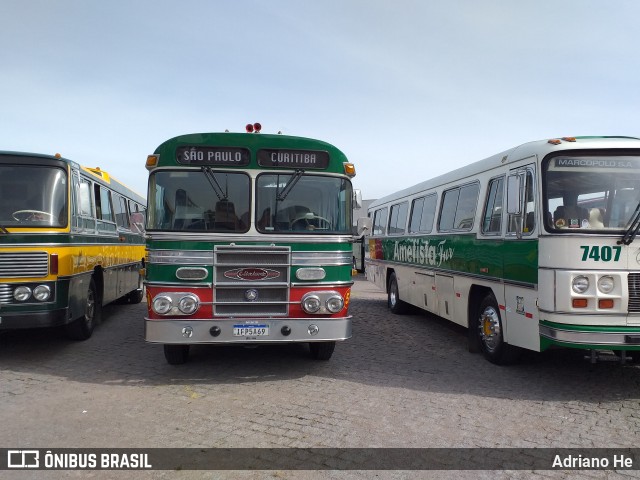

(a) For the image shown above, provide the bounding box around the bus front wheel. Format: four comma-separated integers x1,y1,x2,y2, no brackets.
309,341,335,360
66,278,101,341
164,344,190,365
476,294,521,365
388,273,409,314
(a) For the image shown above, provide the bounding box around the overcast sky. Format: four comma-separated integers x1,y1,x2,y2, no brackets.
2,0,639,200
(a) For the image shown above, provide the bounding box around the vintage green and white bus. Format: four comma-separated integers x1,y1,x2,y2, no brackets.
144,125,360,364
365,136,640,364
0,151,146,340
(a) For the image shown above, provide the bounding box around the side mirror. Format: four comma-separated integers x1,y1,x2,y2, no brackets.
353,189,363,209
356,216,372,236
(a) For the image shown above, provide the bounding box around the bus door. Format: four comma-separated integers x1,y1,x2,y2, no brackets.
504,164,540,351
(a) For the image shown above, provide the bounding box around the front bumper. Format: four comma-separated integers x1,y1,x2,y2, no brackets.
145,316,352,344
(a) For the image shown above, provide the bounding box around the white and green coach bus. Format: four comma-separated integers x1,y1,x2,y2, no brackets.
365,136,640,364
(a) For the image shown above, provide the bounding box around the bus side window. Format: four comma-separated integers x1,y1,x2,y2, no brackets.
388,202,408,235
372,207,388,236
482,176,504,235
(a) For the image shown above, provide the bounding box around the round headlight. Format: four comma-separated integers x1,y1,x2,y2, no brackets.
178,295,199,314
572,276,589,294
302,294,321,314
325,295,344,313
597,276,615,294
152,295,173,315
14,286,32,302
33,285,51,301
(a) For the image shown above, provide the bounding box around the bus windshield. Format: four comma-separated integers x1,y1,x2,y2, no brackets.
543,155,640,232
0,165,68,227
147,170,251,232
256,173,352,234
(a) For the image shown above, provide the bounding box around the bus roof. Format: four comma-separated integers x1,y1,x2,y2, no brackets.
151,132,350,175
369,136,640,210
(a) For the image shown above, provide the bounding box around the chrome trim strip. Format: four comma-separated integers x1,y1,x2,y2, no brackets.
540,325,640,346
292,251,352,266
146,232,352,243
147,250,214,265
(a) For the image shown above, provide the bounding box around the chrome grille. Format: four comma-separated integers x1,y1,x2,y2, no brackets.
629,273,640,313
0,252,48,278
0,284,13,303
213,245,290,317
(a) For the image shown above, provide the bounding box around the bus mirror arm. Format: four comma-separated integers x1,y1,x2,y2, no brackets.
356,217,372,237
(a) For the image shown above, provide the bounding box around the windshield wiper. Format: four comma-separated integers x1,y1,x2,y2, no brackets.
619,201,640,245
201,167,228,201
276,170,304,201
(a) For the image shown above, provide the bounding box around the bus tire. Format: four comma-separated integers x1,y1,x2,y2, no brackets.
164,344,190,365
388,273,409,314
66,278,101,341
476,294,521,365
309,341,336,360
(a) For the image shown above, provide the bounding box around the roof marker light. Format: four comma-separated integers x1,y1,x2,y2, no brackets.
562,137,576,142
253,123,262,133
146,155,159,170
343,163,356,176
548,139,562,145
246,124,254,133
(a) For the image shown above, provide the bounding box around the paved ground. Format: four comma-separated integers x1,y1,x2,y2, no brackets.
1,275,639,479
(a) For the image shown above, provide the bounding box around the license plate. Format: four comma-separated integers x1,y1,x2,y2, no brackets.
233,324,269,337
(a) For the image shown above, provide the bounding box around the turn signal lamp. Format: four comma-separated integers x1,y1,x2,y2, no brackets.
146,155,159,170
572,298,588,308
50,253,59,275
343,163,356,177
598,299,614,309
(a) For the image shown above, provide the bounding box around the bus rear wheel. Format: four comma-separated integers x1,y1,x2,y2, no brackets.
164,344,190,365
66,278,101,341
476,294,521,365
388,273,409,314
309,341,335,360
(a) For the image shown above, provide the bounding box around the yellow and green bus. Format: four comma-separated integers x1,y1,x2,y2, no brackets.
0,151,146,340
365,136,640,364
144,125,360,364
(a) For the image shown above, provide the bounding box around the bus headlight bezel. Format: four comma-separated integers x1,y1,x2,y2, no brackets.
178,294,200,314
572,276,589,294
301,294,322,314
325,294,344,313
14,286,32,302
33,285,52,301
597,275,615,294
152,295,173,315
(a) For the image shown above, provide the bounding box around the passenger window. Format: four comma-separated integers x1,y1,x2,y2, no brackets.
439,183,479,231
409,194,437,233
373,207,388,235
508,170,536,235
388,202,408,235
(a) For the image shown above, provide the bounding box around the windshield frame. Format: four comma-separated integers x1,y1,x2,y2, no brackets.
146,168,251,233
0,163,69,229
542,149,640,234
255,172,353,235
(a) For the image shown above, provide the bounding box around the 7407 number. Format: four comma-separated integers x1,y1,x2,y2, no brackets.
580,245,621,262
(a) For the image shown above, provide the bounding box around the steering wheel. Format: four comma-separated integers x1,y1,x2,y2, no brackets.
291,213,332,231
12,210,55,222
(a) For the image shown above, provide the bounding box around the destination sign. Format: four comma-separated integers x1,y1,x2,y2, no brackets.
176,146,250,166
553,156,640,170
257,149,330,169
